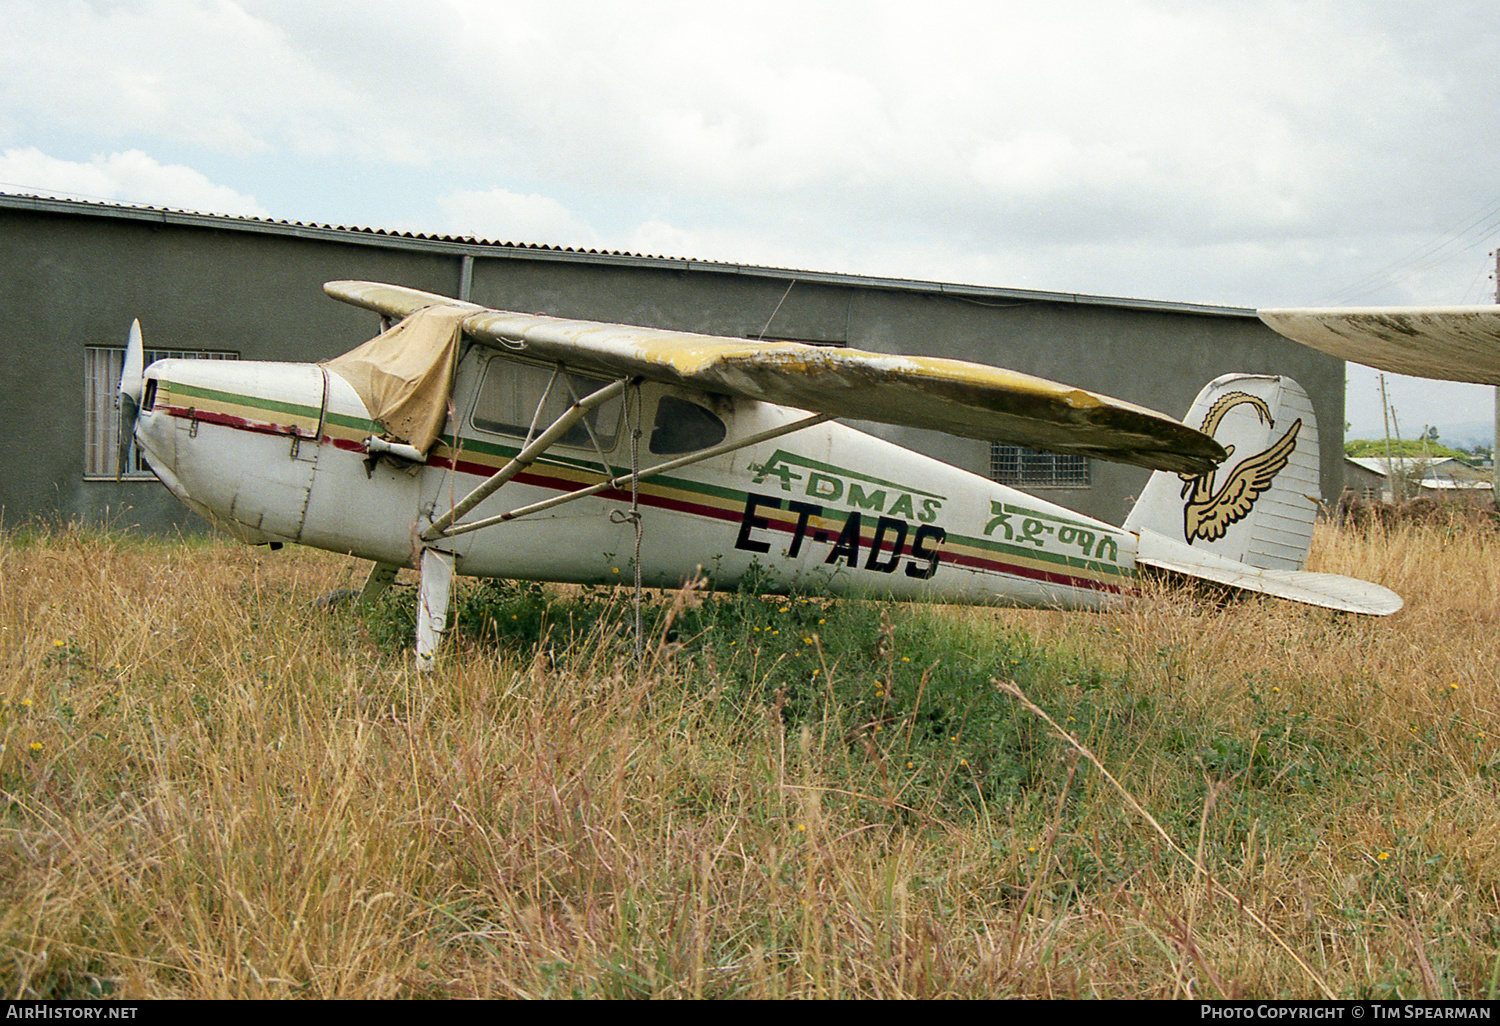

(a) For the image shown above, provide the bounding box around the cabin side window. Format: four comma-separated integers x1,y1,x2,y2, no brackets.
649,395,728,455
83,345,237,479
989,443,1091,488
470,358,623,450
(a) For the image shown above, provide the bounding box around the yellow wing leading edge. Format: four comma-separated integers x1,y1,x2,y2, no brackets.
326,280,1227,475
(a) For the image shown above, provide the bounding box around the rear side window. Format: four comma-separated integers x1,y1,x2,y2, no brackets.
650,395,727,455
471,358,622,449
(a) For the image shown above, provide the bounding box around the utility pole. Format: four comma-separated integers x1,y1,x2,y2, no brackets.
1381,374,1397,502
1494,248,1498,502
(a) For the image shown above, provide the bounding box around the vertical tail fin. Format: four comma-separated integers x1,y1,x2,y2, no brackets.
1123,374,1321,571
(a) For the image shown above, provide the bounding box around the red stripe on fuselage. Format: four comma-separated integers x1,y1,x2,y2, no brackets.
433,452,1125,594
169,407,1125,595
159,404,313,439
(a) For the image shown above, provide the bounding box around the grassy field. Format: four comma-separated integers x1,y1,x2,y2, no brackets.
1,517,1497,999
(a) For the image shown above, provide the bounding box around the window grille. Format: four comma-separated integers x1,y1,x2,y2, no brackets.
989,443,1090,488
84,346,236,478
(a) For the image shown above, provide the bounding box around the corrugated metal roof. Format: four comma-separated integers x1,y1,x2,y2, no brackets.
0,191,1256,318
1347,456,1466,474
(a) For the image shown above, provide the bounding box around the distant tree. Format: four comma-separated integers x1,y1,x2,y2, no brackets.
1344,439,1467,460
1455,444,1493,467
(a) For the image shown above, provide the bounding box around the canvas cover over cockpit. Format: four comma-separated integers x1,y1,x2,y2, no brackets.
322,305,469,453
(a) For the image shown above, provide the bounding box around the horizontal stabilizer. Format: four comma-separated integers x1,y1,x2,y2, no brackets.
1135,529,1402,616
1258,307,1500,385
325,280,1226,475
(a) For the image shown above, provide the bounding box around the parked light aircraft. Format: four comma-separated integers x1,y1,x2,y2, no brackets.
117,282,1402,669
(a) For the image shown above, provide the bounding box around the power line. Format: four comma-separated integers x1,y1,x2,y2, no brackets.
1324,192,1500,304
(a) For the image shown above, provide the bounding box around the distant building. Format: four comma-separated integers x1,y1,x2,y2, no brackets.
0,194,1344,534
1345,456,1494,505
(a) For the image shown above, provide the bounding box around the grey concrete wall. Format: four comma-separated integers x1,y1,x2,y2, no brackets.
1,200,1342,535
0,206,452,530
467,258,853,343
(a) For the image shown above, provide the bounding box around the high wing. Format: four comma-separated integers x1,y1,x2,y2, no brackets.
1258,306,1500,385
326,280,1226,474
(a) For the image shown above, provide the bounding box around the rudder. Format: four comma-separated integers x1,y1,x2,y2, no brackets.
1123,374,1320,571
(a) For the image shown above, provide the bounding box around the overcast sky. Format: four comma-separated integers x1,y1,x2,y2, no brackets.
4,0,1497,443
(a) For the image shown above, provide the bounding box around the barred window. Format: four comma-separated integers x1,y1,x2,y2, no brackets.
84,346,237,478
989,443,1090,488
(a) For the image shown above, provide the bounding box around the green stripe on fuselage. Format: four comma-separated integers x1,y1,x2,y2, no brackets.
167,381,321,422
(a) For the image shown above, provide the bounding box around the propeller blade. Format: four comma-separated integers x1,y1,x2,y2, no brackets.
116,394,139,481
116,319,145,480
415,548,454,672
120,319,144,404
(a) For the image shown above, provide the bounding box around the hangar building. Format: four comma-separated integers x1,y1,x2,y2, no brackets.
0,194,1343,535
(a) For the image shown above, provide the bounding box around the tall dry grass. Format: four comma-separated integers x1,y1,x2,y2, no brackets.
0,518,1496,998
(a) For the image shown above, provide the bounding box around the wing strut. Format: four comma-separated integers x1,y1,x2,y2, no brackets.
422,377,629,540
426,410,833,541
408,382,831,671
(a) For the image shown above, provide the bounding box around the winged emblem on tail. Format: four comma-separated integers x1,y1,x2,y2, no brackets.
1179,391,1301,544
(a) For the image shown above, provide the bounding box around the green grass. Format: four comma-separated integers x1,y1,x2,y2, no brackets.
1,519,1498,998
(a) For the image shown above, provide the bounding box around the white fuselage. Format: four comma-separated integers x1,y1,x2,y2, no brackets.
133,350,1139,611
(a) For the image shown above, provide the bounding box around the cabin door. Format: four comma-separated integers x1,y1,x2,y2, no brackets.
418,354,635,580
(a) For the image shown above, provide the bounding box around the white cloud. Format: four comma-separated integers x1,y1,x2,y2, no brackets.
0,147,269,217
0,0,1494,437
438,188,597,247
0,0,390,160
0,0,1494,311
